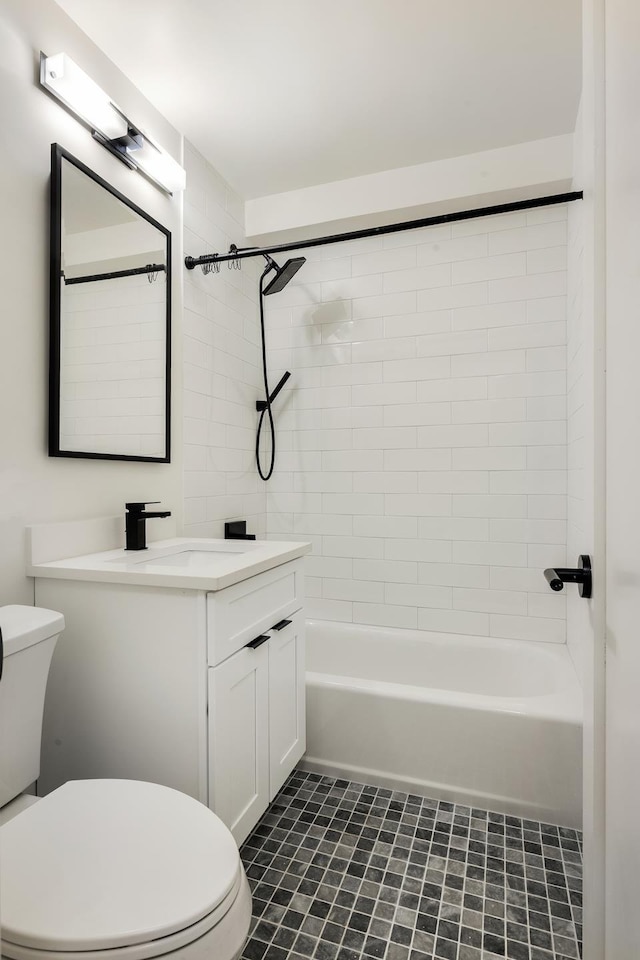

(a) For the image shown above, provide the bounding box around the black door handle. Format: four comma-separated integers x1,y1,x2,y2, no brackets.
272,619,292,631
246,634,270,650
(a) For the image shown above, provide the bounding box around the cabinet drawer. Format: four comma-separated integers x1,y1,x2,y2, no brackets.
207,559,303,666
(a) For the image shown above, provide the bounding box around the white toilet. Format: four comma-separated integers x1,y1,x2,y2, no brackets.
0,605,252,960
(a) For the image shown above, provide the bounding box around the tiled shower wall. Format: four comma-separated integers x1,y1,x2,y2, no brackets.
182,142,266,538
264,206,569,642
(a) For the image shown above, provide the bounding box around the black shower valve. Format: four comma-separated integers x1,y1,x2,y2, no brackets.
543,555,592,598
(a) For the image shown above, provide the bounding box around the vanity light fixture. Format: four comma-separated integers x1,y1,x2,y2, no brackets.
39,53,186,195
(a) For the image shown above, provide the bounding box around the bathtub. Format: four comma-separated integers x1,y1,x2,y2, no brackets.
304,619,583,828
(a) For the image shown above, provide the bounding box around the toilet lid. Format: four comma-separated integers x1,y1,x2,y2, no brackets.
0,780,241,953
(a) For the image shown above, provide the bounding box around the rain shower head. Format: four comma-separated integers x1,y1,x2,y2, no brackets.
262,255,306,295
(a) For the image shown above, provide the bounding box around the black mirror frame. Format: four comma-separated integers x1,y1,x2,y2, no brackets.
49,143,171,463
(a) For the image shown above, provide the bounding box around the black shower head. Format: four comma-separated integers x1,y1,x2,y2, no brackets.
263,256,306,295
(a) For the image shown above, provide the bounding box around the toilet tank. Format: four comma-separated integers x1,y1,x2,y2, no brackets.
0,606,64,807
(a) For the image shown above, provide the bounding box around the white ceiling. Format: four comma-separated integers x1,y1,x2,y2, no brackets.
55,0,582,200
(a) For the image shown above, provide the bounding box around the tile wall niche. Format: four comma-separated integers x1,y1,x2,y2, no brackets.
182,141,266,538
264,206,570,642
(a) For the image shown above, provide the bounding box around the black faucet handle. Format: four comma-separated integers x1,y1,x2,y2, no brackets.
126,501,161,512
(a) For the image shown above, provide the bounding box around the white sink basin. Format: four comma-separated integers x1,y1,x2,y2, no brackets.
27,537,311,592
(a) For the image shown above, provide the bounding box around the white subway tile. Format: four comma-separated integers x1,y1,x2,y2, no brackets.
384,262,452,294
384,538,452,562
526,446,567,470
322,536,384,559
383,356,452,382
418,471,489,493
417,377,487,402
321,318,384,345
352,337,416,364
451,350,525,378
323,493,384,514
452,301,527,331
292,514,353,536
453,541,528,567
417,233,488,265
385,310,451,338
353,603,418,629
353,382,417,406
293,472,353,493
489,221,567,255
526,204,567,224
322,363,382,386
489,271,567,303
489,421,566,447
452,212,526,237
354,472,418,493
528,495,567,519
353,516,419,538
527,245,568,274
321,275,383,301
490,566,548,593
417,281,488,312
419,517,489,541
417,330,488,357
526,396,567,421
385,583,452,608
453,252,526,284
352,291,417,320
527,544,567,568
306,599,353,622
322,450,384,471
353,559,418,583
488,371,566,398
490,471,567,494
418,608,489,635
384,448,452,471
385,493,452,516
352,246,416,277
528,592,567,619
453,588,527,616
418,424,488,448
323,578,383,603
526,296,567,324
384,403,451,427
490,519,567,544
452,495,527,518
306,556,353,579
488,321,565,352
490,614,565,643
354,427,417,449
419,562,489,588
451,399,526,423
526,346,567,372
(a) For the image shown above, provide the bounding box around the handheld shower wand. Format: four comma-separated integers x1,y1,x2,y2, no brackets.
255,255,305,481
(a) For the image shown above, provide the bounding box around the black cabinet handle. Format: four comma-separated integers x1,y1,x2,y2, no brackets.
272,619,292,631
246,634,270,650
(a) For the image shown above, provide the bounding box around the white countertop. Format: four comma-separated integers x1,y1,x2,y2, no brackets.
28,538,311,592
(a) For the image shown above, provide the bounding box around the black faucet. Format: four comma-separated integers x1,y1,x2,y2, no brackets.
125,502,171,551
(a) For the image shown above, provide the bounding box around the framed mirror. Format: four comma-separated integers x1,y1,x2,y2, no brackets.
49,144,171,462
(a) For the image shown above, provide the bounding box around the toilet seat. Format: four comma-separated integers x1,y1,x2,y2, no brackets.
0,780,246,960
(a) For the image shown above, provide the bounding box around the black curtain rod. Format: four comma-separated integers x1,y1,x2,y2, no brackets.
63,263,166,285
184,191,583,269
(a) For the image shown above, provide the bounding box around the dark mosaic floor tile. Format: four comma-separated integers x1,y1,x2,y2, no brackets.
240,768,582,960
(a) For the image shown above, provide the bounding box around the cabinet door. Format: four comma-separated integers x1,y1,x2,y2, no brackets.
268,615,306,800
208,640,269,846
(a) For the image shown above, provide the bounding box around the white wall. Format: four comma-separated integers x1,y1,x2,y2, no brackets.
181,142,265,538
246,135,574,241
264,207,569,641
0,0,183,604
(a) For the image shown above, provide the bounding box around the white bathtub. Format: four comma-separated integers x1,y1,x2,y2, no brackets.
304,619,583,828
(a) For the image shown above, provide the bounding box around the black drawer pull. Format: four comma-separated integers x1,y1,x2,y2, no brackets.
272,619,292,631
247,634,270,650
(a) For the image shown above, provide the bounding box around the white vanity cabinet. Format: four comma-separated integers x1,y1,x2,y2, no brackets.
208,613,305,844
34,551,306,847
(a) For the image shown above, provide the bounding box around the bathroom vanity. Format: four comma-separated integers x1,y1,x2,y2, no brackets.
29,537,311,845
